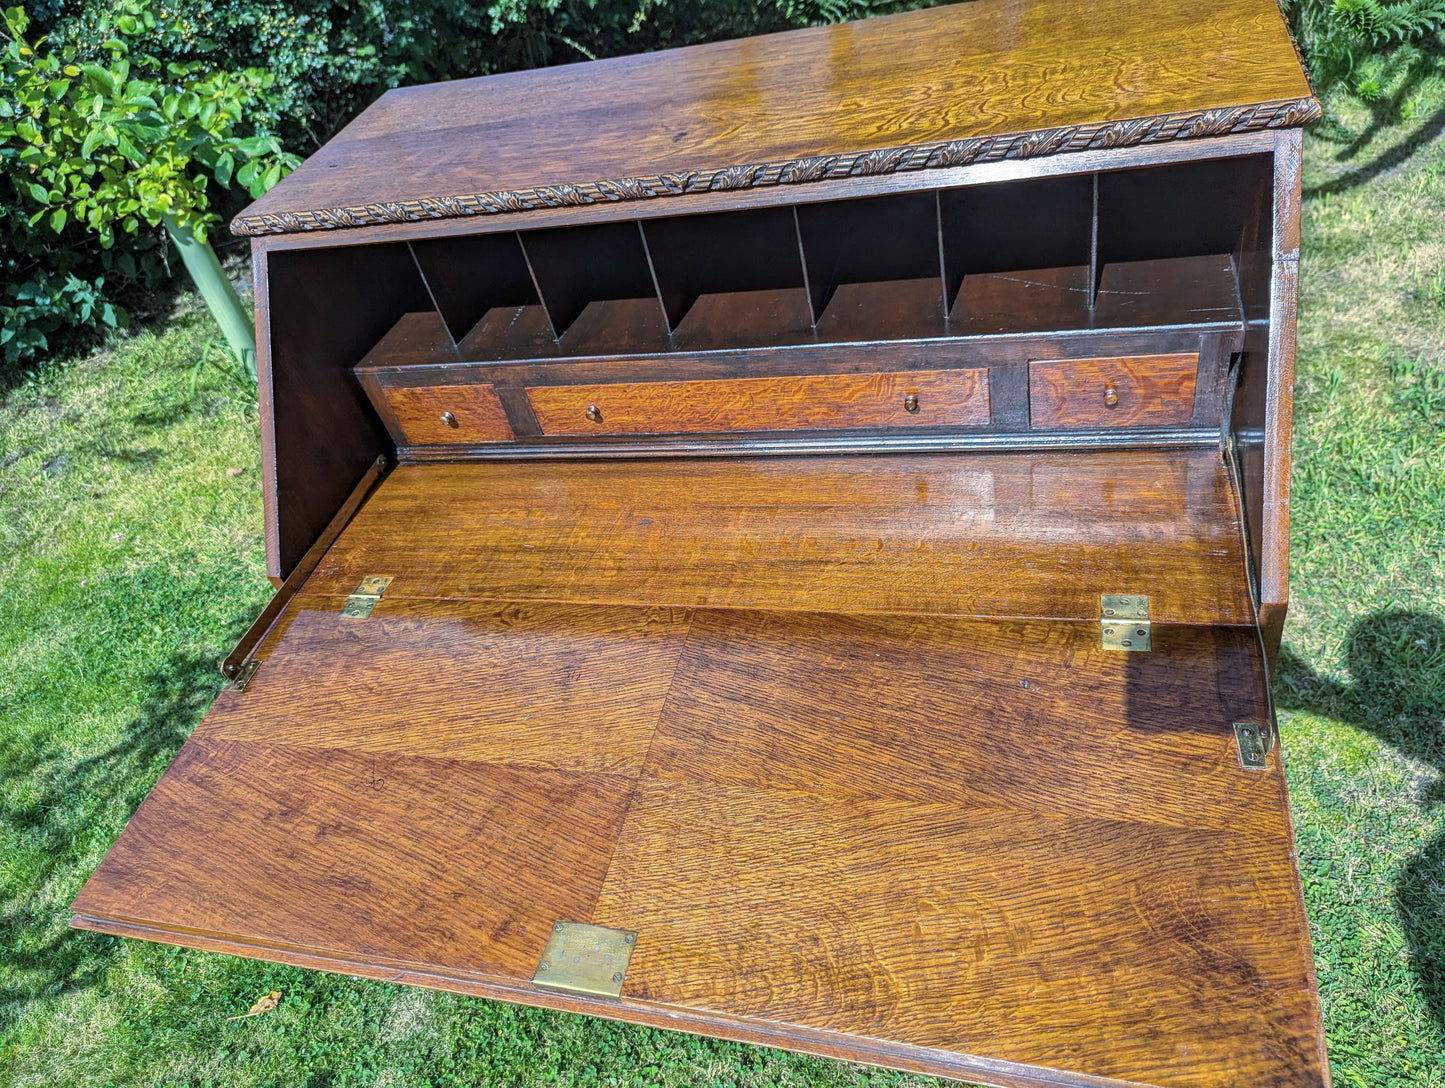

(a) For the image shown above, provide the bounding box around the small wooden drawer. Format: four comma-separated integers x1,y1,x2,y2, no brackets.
525,368,989,436
1028,353,1198,429
380,383,515,444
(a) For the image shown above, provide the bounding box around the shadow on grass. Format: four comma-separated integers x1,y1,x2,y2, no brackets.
1304,99,1445,199
1276,609,1445,1029
0,648,225,1028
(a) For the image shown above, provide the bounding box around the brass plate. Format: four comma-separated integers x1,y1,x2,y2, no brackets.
341,575,393,619
1101,620,1152,652
1101,593,1151,652
228,659,262,692
533,921,636,999
1234,721,1273,770
1100,594,1150,621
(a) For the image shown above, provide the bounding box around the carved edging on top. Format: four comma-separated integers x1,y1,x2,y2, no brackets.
230,96,1321,237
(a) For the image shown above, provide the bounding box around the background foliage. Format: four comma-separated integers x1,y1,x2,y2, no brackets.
3,0,1444,379
1,0,295,367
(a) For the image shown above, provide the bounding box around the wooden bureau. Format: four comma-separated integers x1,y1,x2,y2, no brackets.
72,2,1329,1085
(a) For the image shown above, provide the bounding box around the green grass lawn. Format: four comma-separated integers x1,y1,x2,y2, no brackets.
3,106,1445,1088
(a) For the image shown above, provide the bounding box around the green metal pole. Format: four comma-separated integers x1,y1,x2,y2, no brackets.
163,213,257,380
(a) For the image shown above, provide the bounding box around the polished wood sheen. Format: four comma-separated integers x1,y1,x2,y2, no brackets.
380,382,515,444
231,0,1314,235
1028,354,1200,429
525,368,990,436
302,451,1254,625
73,586,1326,1088
85,3,1319,1083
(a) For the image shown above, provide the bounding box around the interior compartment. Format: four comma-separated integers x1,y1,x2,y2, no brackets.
520,221,663,338
940,174,1095,312
252,157,1274,575
795,191,944,325
409,233,538,342
349,159,1270,376
1096,156,1274,272
642,207,809,332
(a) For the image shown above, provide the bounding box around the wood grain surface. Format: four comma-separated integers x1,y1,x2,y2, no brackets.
209,598,690,773
232,0,1313,235
302,451,1253,624
1028,353,1199,429
381,383,515,444
525,368,989,436
73,599,1325,1088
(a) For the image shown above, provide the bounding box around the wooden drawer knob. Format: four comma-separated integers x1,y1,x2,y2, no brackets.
1103,383,1119,408
585,404,604,423
440,410,459,428
903,392,920,413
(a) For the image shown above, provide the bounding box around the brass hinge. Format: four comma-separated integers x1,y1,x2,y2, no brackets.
1101,594,1151,651
1234,721,1275,770
533,921,637,999
227,659,262,692
341,575,392,619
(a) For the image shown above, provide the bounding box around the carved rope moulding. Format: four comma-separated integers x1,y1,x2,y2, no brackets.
231,96,1321,236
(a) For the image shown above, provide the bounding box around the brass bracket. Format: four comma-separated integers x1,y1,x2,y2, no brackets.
341,575,392,619
1234,721,1275,770
220,455,389,680
227,659,262,692
533,921,637,999
1101,594,1151,652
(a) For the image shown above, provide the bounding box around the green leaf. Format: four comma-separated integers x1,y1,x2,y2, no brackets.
235,134,275,156
80,63,119,97
80,127,105,157
27,180,48,203
49,207,66,232
214,151,234,187
114,132,141,162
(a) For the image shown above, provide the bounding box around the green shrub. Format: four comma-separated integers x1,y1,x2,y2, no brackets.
1285,0,1445,99
1,0,295,371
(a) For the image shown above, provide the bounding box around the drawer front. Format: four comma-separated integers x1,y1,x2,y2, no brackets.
1028,353,1198,429
382,383,515,444
526,368,989,436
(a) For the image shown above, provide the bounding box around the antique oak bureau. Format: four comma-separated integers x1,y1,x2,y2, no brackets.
73,2,1328,1085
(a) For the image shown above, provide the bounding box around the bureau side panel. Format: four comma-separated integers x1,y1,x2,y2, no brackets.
260,242,431,580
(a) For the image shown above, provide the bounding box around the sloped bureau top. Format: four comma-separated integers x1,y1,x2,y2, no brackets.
231,0,1317,236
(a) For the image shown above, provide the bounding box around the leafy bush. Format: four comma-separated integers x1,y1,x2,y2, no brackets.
1285,0,1445,99
1,0,295,371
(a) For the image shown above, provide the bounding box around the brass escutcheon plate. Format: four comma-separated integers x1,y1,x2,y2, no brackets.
533,921,637,999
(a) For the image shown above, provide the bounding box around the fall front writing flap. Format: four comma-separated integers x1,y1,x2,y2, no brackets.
74,452,1324,1088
